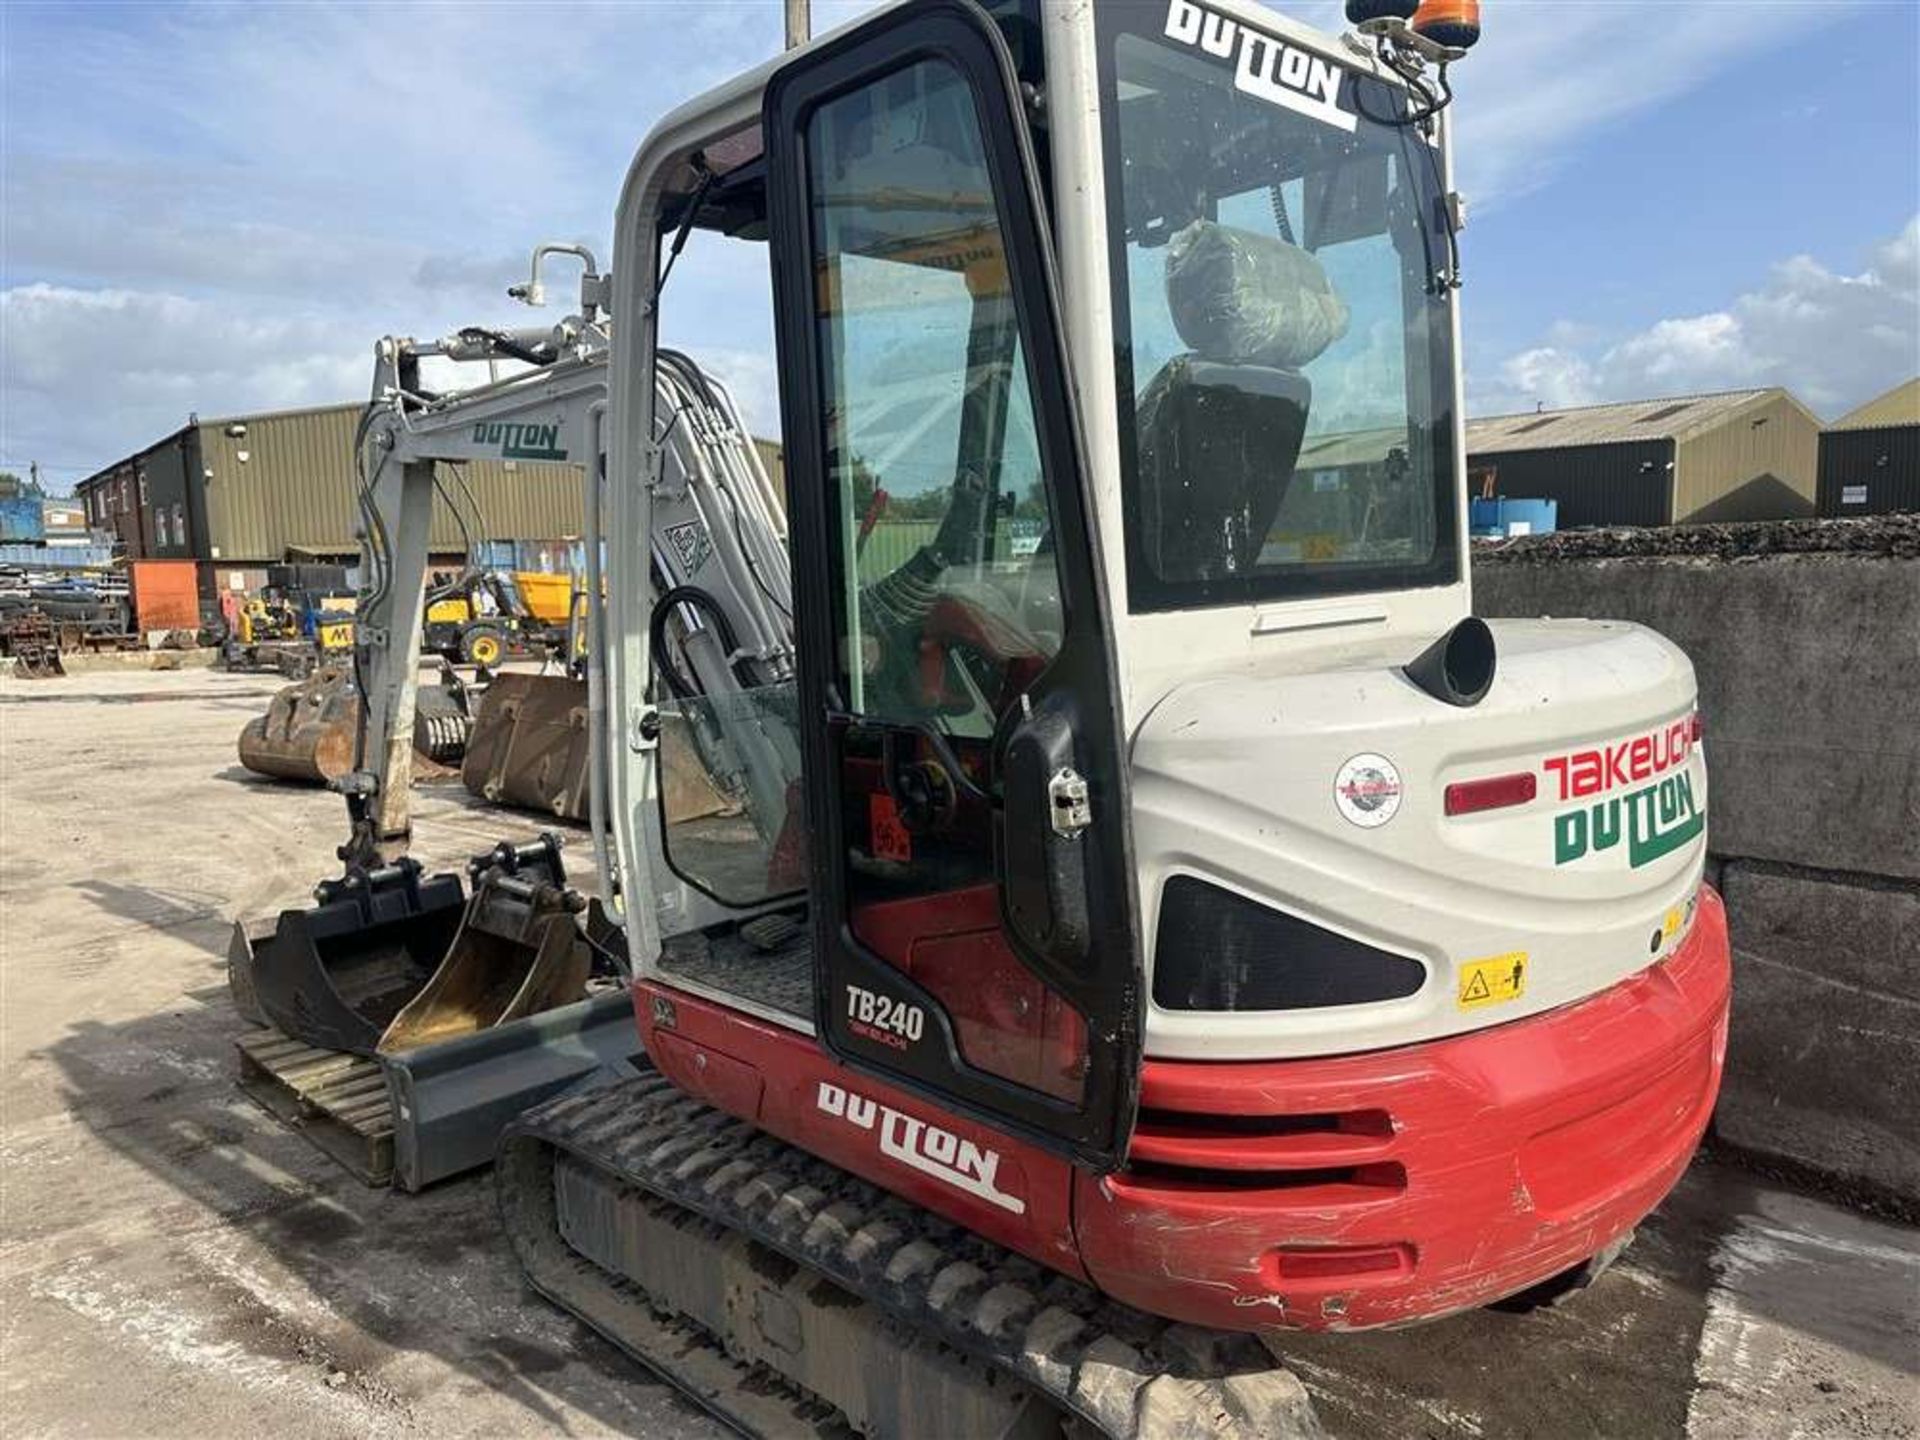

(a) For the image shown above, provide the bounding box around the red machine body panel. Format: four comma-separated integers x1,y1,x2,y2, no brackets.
635,886,1731,1332
636,981,1089,1280
1080,888,1732,1330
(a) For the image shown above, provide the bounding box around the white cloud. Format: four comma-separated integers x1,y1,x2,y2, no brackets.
1477,217,1920,417
0,2,806,479
1148,2,1859,205
1494,346,1599,412
1,284,371,459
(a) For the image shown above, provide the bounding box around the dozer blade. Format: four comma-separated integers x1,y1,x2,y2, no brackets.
382,990,637,1191
462,671,590,820
230,858,467,1056
237,663,359,783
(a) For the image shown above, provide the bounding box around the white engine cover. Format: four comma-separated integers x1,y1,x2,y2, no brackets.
1131,618,1709,1061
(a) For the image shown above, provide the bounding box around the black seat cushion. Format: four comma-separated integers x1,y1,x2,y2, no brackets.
1135,358,1312,582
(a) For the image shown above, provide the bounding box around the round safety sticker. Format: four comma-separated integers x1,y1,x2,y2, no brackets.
1334,753,1404,828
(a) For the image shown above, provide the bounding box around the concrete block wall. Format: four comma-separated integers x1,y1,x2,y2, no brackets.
1475,517,1919,1208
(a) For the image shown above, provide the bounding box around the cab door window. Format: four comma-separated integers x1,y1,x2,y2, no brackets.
808,57,1083,1101
813,60,1064,738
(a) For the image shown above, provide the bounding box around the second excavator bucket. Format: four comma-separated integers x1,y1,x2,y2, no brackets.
237,662,360,783
462,672,590,820
229,858,468,1056
377,835,591,1054
238,664,473,785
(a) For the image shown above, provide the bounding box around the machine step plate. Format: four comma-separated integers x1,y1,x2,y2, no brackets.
498,1070,1323,1440
235,1028,395,1186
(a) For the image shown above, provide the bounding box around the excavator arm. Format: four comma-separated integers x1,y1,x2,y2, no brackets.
340,257,796,894
345,323,613,865
228,247,801,1189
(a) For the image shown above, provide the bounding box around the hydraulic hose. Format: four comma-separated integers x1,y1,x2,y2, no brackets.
648,584,743,699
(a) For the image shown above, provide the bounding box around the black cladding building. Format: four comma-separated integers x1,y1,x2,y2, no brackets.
1819,378,1919,518
1466,388,1822,529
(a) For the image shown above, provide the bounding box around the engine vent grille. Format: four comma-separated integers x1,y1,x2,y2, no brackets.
1151,877,1427,1012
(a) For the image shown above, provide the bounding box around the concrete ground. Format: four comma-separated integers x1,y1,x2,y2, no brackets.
2,667,1915,1439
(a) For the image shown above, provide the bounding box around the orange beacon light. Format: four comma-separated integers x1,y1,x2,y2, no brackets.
1413,0,1482,50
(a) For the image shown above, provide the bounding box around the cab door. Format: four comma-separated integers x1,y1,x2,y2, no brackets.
766,0,1142,1170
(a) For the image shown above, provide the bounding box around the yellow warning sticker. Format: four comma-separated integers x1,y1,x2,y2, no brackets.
1662,907,1683,940
1458,952,1528,1011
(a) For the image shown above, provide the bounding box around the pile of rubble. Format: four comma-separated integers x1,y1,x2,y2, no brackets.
1477,513,1919,565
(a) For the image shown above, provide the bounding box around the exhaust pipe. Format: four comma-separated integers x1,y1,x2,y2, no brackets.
1404,616,1497,708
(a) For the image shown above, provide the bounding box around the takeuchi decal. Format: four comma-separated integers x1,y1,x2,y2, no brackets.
1545,717,1703,867
1543,718,1695,802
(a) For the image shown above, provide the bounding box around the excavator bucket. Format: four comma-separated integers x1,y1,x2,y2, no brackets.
236,663,360,783
229,858,468,1055
461,671,590,820
231,835,638,1190
238,664,472,784
461,671,733,826
377,840,591,1053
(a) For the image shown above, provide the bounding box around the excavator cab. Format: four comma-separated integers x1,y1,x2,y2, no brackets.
595,0,1720,1345
626,0,1459,1169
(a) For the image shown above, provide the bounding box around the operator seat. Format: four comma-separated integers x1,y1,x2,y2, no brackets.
1135,220,1350,582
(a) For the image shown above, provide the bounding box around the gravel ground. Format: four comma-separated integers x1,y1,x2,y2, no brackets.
1,665,1913,1439
0,665,725,1439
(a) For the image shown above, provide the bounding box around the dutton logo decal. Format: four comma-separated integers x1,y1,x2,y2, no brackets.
471,421,567,462
1334,753,1404,829
1545,717,1703,867
1163,0,1358,134
816,1082,1025,1215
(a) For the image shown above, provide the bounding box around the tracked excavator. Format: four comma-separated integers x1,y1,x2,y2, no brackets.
229,1,1732,1433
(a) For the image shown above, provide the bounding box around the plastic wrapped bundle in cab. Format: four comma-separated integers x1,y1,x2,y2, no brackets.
1164,220,1350,369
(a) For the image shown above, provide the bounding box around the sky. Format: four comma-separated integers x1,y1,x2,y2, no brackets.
2,0,1916,492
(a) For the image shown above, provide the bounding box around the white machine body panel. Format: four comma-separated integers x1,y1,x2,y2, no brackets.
1132,618,1709,1060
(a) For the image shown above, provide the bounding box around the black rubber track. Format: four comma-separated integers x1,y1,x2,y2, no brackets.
498,1068,1323,1439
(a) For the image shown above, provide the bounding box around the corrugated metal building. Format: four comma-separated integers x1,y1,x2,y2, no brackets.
76,402,586,595
1467,388,1821,528
753,438,786,500
1819,377,1919,517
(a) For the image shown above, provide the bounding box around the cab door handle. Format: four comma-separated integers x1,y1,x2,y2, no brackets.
998,703,1091,972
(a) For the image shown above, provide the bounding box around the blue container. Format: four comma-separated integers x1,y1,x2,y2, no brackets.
0,543,115,569
0,497,45,544
1470,497,1558,539
472,539,519,571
